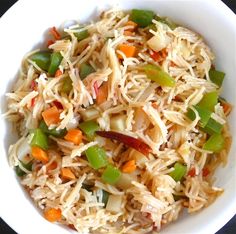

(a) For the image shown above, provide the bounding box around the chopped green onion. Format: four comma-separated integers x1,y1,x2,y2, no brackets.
30,51,51,71
198,91,218,112
79,63,95,80
74,28,89,41
101,165,121,184
61,76,73,94
143,64,176,87
79,120,99,140
48,52,63,76
15,160,33,177
209,68,225,87
130,9,155,28
202,118,223,135
169,162,187,182
186,105,212,128
30,128,48,150
203,134,225,152
39,120,67,138
85,146,108,169
101,190,109,206
155,15,177,30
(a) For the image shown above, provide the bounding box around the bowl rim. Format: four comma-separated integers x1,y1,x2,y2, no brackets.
0,1,236,234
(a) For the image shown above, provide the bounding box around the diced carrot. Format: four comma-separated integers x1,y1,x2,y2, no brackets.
123,31,134,36
50,26,61,40
122,160,137,173
117,44,136,59
64,129,83,145
188,167,196,177
31,146,49,163
53,100,63,110
46,161,58,171
44,208,62,222
42,106,60,126
202,167,210,177
47,39,55,47
55,69,63,77
96,82,108,105
61,168,76,180
221,101,232,116
125,21,138,31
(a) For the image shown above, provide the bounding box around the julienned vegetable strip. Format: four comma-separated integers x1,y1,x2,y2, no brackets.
202,118,223,135
96,131,151,156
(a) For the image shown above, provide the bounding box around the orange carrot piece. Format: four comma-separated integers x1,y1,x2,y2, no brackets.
61,168,76,180
44,208,62,222
122,160,136,173
42,106,60,126
55,69,63,77
118,44,136,59
46,161,58,171
96,82,108,105
50,26,61,40
64,129,82,145
31,146,49,163
123,31,134,36
125,21,138,31
47,39,55,47
31,97,36,107
221,101,232,116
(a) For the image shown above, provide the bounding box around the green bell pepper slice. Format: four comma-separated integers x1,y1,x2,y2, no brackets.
101,165,121,185
74,28,89,41
198,91,218,112
143,64,176,87
15,160,33,177
61,76,73,94
203,134,225,152
130,9,155,28
39,120,67,138
79,121,99,140
30,51,51,71
85,146,108,170
202,118,223,135
209,68,225,87
48,52,63,76
30,128,48,150
187,105,212,128
79,63,95,80
169,162,187,182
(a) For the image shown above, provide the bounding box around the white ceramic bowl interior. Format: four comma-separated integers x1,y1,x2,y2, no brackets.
0,0,236,234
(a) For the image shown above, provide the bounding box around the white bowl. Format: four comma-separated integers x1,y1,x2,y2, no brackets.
0,0,236,233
